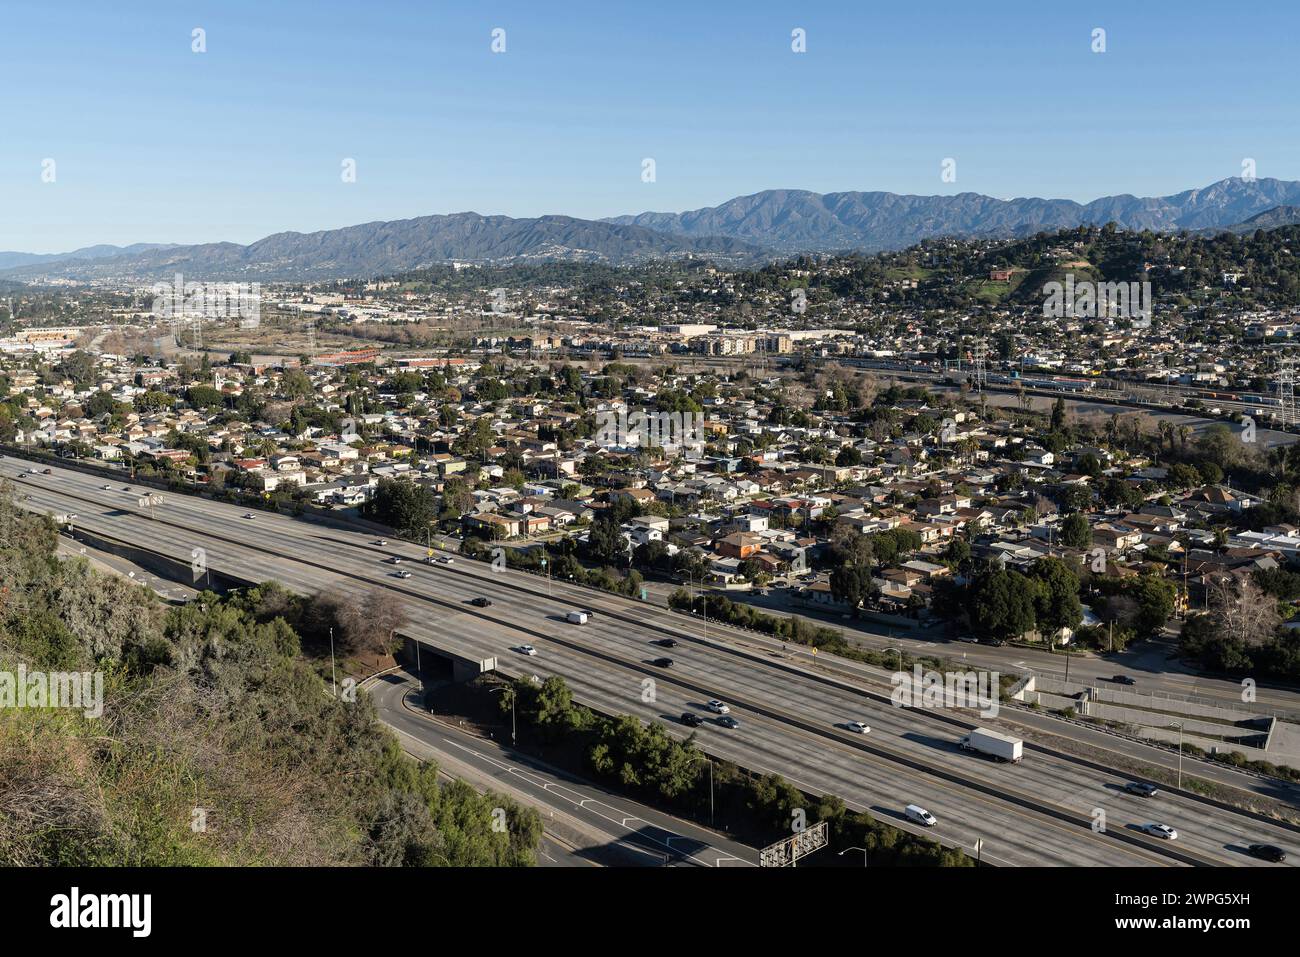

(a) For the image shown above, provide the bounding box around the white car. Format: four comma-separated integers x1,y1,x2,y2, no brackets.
847,721,871,734
243,513,254,519
518,645,537,657
905,804,938,827
705,700,730,715
1140,823,1177,841
376,539,388,546
389,557,402,565
101,484,112,491
395,570,412,579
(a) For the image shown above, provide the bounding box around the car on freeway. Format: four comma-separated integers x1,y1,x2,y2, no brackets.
101,484,112,490
954,634,979,644
469,597,492,607
1113,675,1137,685
680,712,703,728
705,699,730,714
847,721,871,734
651,657,674,668
394,570,412,579
1124,782,1159,797
517,645,537,657
905,804,938,827
1247,844,1287,863
376,539,388,546
243,513,254,519
716,715,740,729
122,486,132,492
389,557,402,564
980,638,1005,647
653,638,678,648
1139,823,1177,840
42,468,51,474
437,556,453,564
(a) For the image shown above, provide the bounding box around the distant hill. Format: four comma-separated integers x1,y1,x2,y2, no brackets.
0,214,764,282
0,243,175,272
1212,204,1300,234
607,178,1300,253
7,176,1300,283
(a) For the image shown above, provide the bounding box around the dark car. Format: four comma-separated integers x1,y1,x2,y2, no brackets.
1113,675,1137,686
1124,782,1159,797
652,657,674,668
653,638,678,648
680,712,703,727
469,597,492,607
1247,844,1287,863
716,715,740,729
42,468,51,474
981,638,1006,647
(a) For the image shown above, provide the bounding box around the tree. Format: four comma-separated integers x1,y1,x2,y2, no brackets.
1060,513,1092,549
281,369,314,398
368,478,437,533
1029,557,1083,636
439,478,473,521
186,384,225,410
1206,577,1280,649
308,587,406,657
829,564,878,615
56,351,97,388
585,517,628,565
1050,396,1066,431
829,524,874,568
942,536,971,569
968,569,1038,641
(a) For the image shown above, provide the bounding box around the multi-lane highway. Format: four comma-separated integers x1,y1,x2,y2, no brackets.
5,455,1299,867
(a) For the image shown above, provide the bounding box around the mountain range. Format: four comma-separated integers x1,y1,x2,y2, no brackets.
5,176,1300,282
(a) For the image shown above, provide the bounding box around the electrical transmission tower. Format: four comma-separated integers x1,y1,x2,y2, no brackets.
972,339,988,392
1279,351,1298,429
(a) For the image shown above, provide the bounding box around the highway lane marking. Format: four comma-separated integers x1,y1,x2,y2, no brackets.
386,727,600,868
8,466,1264,864
38,475,1172,868
466,616,1201,866
436,736,750,867
372,675,752,867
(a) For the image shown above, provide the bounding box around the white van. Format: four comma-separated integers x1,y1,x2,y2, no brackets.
565,611,588,625
905,804,938,827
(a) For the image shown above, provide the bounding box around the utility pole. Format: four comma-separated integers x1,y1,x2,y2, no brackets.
329,626,337,698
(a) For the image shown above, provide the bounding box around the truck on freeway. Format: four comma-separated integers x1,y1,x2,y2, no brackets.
959,728,1023,763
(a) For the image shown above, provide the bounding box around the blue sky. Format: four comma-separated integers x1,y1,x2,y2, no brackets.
3,0,1296,252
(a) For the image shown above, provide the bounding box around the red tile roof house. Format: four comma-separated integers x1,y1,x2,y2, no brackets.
715,532,763,560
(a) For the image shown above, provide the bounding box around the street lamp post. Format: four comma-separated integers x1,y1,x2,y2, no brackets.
492,685,517,747
697,753,714,828
838,846,868,867
1176,721,1184,789
329,626,337,698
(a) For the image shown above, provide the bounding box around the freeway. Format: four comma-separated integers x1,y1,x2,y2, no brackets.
366,670,757,867
667,580,1300,721
5,457,1297,866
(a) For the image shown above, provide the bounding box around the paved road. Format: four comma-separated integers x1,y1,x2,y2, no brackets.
366,670,756,867
6,457,1296,867
653,579,1300,720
